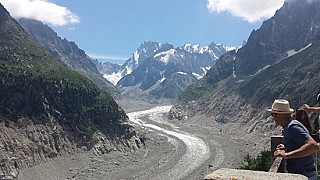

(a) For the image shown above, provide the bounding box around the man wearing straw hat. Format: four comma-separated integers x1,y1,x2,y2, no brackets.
268,99,319,179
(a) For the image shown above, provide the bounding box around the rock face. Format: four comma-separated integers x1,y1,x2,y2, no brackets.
0,3,139,178
171,0,320,138
17,18,120,99
223,0,320,78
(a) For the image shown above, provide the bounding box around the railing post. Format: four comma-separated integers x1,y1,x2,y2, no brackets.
271,135,286,173
311,134,319,177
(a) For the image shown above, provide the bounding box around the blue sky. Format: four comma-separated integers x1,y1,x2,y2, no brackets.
1,0,285,63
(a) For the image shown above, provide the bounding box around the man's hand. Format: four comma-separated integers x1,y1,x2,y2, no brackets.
274,144,287,158
274,149,286,158
276,144,285,150
302,104,311,110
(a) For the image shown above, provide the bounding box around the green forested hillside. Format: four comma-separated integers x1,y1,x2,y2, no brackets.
0,3,129,139
0,4,139,177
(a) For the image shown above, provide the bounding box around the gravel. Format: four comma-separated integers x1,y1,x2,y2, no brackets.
17,100,260,180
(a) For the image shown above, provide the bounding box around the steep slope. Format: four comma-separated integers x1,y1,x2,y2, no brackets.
17,18,121,99
171,0,320,138
233,0,320,77
0,4,138,178
112,41,234,101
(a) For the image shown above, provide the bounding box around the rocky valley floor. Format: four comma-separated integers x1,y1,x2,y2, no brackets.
17,99,268,180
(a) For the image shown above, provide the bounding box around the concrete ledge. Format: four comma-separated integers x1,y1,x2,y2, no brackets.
203,168,307,180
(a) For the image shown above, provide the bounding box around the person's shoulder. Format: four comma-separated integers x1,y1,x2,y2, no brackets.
287,120,305,130
291,120,300,124
287,120,301,126
288,120,310,133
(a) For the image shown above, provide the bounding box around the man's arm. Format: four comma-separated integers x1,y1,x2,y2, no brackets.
274,137,320,159
302,104,320,113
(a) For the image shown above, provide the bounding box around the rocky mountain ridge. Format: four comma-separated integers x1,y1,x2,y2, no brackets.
17,18,121,99
170,0,320,139
0,4,139,179
232,0,320,78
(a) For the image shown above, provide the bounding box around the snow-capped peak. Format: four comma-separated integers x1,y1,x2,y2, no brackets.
181,44,206,53
154,49,176,64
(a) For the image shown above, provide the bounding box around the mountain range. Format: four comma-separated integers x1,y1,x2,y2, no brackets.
101,41,237,101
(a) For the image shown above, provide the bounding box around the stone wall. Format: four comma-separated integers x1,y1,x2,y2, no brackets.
203,168,307,180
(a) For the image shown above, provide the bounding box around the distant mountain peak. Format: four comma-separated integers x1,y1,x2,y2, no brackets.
98,41,234,101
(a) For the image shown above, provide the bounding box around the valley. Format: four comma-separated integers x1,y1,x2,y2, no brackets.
1,0,320,179
17,99,259,180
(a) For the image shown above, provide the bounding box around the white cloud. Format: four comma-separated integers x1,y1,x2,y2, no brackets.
0,0,80,26
88,53,128,61
207,0,285,23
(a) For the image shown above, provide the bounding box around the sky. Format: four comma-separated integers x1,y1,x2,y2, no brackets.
0,0,286,64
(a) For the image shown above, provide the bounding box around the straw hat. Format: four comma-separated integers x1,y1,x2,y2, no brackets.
267,99,294,114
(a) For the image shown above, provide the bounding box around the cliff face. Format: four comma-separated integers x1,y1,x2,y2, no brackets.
201,0,320,83
235,0,320,77
0,4,139,179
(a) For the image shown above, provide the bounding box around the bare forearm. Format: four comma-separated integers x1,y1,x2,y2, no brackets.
302,104,320,113
308,107,320,113
285,143,320,159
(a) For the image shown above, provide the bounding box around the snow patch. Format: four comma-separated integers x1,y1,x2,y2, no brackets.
154,49,176,64
177,72,188,75
192,73,203,79
232,57,236,78
250,65,271,77
160,77,166,83
286,43,312,58
182,44,205,54
133,50,139,65
236,79,245,83
225,46,239,52
125,65,133,75
103,72,122,86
